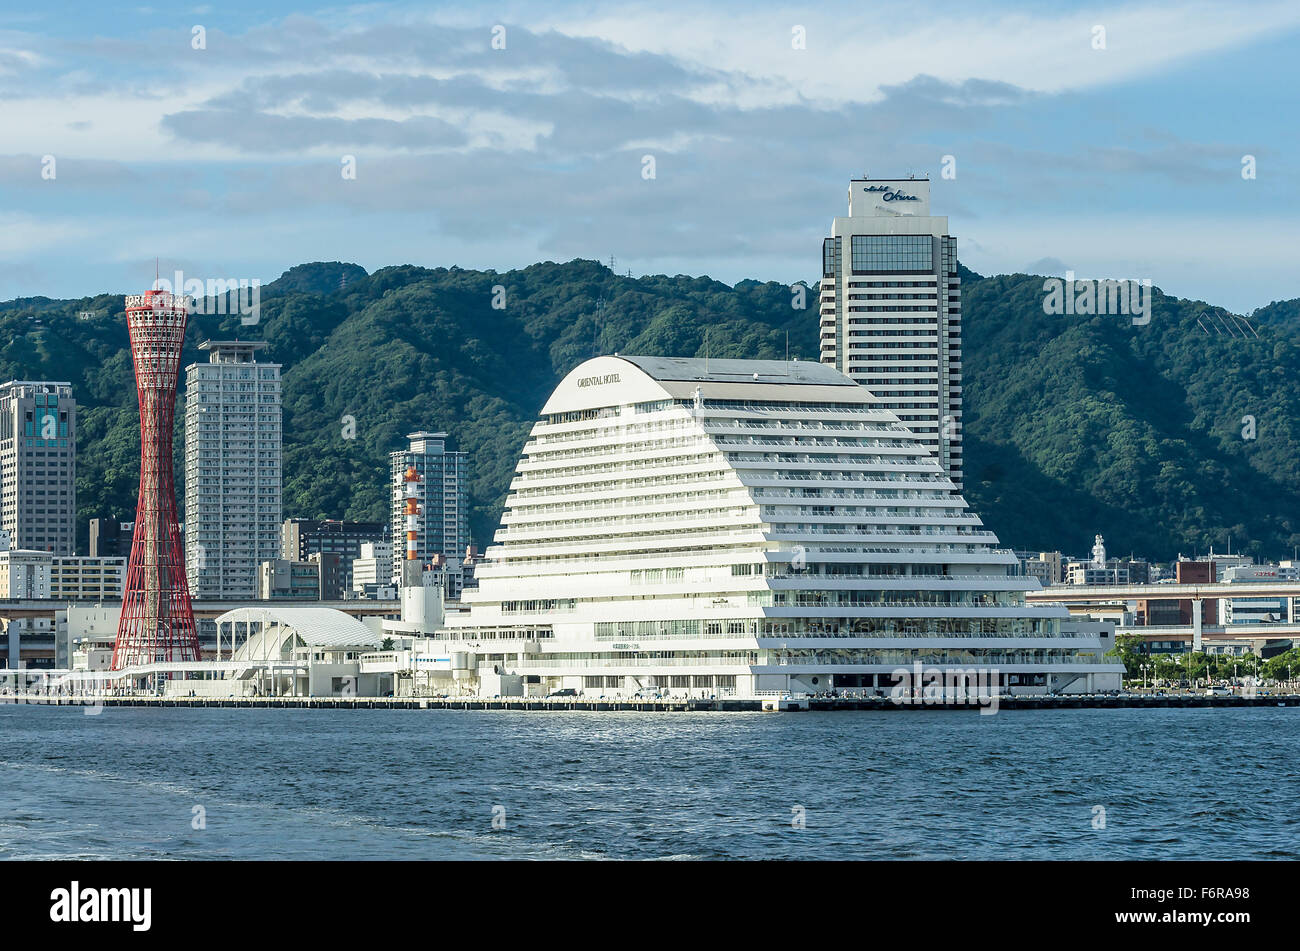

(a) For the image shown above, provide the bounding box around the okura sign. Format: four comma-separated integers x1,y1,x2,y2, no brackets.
864,184,920,202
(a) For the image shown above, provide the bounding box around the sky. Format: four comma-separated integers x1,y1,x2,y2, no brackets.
0,0,1296,313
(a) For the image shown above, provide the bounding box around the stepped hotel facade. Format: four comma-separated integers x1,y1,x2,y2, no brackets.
433,355,1121,698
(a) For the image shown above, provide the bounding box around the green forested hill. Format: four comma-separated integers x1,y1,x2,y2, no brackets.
961,274,1300,558
2,260,1297,561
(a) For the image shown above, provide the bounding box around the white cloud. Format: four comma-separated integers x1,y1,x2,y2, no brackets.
527,0,1300,106
0,213,92,253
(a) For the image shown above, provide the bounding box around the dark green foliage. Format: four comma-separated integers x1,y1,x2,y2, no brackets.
963,274,1300,560
2,260,1296,561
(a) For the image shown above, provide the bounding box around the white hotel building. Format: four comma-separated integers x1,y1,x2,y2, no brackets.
435,355,1121,698
820,178,963,490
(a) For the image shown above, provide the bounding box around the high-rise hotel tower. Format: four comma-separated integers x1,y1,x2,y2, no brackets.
820,178,963,490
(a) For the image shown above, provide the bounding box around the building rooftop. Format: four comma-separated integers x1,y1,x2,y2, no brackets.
198,340,267,350
197,340,270,364
0,380,73,391
614,355,853,387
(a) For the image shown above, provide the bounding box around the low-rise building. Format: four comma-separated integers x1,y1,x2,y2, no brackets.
50,555,125,600
0,547,51,598
257,552,345,601
351,541,392,593
1136,560,1218,626
1222,564,1291,624
258,558,322,600
1016,551,1062,587
1065,563,1131,586
282,518,386,591
88,517,135,558
61,604,121,671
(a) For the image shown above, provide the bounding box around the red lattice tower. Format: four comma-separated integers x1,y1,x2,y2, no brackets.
112,289,201,669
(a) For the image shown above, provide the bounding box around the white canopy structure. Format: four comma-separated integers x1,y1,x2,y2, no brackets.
216,607,382,662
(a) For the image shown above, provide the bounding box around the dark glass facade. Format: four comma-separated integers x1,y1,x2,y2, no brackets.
850,234,933,273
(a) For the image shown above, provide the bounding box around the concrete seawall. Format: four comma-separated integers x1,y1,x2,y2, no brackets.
4,694,1298,712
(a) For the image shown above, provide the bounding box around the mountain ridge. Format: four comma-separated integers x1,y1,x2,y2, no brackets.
2,259,1296,562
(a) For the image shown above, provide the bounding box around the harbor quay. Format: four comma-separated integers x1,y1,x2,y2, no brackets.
4,691,1297,713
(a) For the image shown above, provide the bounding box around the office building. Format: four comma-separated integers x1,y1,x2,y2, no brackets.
184,341,283,599
1222,564,1291,625
819,179,962,490
89,517,135,558
389,432,469,597
351,541,393,593
0,381,76,554
282,518,386,590
1137,560,1218,627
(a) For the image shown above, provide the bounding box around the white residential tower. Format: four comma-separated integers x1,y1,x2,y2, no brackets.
184,341,283,600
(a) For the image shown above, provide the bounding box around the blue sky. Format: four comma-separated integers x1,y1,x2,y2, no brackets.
1,0,1297,312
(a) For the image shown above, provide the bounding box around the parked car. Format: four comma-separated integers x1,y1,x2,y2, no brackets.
547,688,578,698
